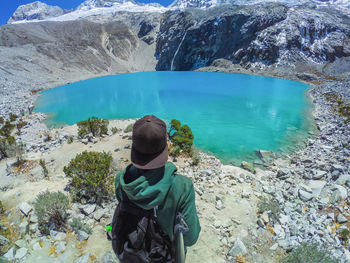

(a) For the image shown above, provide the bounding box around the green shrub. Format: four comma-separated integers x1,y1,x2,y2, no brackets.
0,200,4,215
190,146,201,165
16,121,27,132
9,114,17,122
169,145,181,157
67,136,74,144
77,117,109,138
63,151,113,204
34,191,69,233
6,136,15,146
339,228,350,244
39,159,48,177
0,121,15,138
69,218,92,235
0,138,23,160
258,197,280,223
281,243,337,263
111,127,118,134
168,119,194,155
124,123,134,133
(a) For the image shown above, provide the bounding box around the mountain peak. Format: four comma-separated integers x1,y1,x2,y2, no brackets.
8,1,65,23
77,0,139,10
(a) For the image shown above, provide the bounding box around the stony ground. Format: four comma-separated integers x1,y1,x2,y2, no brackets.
0,75,349,263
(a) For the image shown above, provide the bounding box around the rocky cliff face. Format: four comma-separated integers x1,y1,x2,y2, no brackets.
155,3,350,76
7,1,67,23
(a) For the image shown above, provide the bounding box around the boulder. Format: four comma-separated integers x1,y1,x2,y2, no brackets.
77,230,89,241
228,238,247,257
19,202,33,217
15,247,28,260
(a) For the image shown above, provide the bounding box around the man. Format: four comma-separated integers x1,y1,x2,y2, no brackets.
114,115,201,253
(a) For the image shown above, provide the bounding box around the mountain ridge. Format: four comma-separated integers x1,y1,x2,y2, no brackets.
7,0,350,24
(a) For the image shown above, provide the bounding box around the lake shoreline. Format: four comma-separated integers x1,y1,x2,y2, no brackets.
1,69,350,262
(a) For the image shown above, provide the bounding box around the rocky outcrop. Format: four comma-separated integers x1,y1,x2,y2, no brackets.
156,3,350,75
7,1,67,23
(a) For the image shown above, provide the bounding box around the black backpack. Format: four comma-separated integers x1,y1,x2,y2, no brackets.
107,188,175,263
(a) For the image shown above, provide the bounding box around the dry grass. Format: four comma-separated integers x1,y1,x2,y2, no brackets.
235,254,248,263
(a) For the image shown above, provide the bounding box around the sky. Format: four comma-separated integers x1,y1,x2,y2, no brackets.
0,0,175,25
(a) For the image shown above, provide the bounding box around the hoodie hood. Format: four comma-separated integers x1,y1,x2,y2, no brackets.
119,162,177,210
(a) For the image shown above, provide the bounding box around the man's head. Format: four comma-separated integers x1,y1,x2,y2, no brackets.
131,115,168,169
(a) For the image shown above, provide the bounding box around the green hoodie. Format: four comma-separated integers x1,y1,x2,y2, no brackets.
115,162,201,247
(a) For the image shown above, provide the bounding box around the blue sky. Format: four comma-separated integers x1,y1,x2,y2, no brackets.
1,0,174,25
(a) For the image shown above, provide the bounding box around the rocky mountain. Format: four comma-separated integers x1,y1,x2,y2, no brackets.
169,0,350,9
1,1,350,89
7,1,67,23
77,0,139,10
156,3,350,78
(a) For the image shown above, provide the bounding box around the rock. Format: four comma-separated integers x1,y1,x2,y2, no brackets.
0,235,10,245
337,214,348,223
307,180,327,198
335,174,350,185
261,211,269,224
313,170,327,180
257,218,265,228
19,202,33,216
93,209,105,221
19,221,28,234
50,230,66,241
241,189,250,198
269,243,278,250
256,150,272,160
3,247,15,261
56,241,66,253
215,200,223,210
273,224,285,239
15,247,28,260
15,239,27,248
277,168,290,179
241,161,255,173
299,189,313,201
32,242,42,251
101,251,119,263
77,230,89,241
331,185,348,202
30,214,38,223
75,253,91,263
228,238,247,257
81,204,96,215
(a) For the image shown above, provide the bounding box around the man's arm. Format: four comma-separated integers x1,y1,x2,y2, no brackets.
178,181,201,247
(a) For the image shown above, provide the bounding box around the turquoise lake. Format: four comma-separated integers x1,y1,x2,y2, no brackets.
34,71,313,164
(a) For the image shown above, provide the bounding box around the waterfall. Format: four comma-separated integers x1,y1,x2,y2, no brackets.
170,31,188,71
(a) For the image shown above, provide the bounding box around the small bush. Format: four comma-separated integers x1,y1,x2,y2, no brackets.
281,243,337,263
168,119,194,155
0,121,15,138
69,218,92,235
0,200,4,215
111,127,118,134
339,228,350,244
258,197,281,224
0,117,3,125
34,191,69,233
77,117,109,138
43,132,52,142
169,144,181,157
124,123,134,133
67,136,74,144
39,159,48,177
6,136,15,146
9,114,17,122
190,146,201,165
16,121,27,132
63,151,113,204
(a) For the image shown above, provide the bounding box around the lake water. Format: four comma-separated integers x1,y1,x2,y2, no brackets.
34,71,313,164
